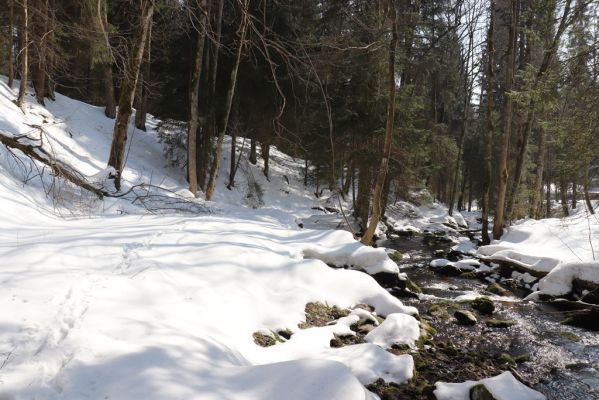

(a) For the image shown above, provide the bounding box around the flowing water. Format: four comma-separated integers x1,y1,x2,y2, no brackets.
385,235,599,399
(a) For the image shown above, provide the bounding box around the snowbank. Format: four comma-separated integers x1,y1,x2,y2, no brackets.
364,313,421,348
385,196,468,234
434,371,546,400
478,209,599,296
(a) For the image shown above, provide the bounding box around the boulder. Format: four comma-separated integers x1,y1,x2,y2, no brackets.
454,310,477,325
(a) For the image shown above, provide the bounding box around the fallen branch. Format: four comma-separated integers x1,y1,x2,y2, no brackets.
0,130,109,198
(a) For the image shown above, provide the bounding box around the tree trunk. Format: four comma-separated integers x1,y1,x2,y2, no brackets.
7,0,14,88
97,0,115,118
187,0,207,196
261,142,270,179
228,95,240,188
583,169,594,215
530,125,545,218
481,0,496,245
205,0,247,201
492,0,518,240
135,24,152,131
16,0,28,109
211,0,224,95
545,175,551,218
33,0,49,105
106,0,153,191
361,0,398,245
571,179,577,209
560,179,569,217
249,137,257,164
354,162,371,229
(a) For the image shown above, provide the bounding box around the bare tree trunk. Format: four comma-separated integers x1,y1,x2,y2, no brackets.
571,178,577,209
492,0,518,240
249,137,257,164
205,0,248,201
187,0,207,196
362,0,398,245
261,141,270,179
560,179,569,217
530,125,545,218
481,0,496,245
97,0,115,118
135,23,152,131
211,0,224,95
545,174,551,218
16,0,28,109
106,0,153,191
228,95,239,188
354,162,371,228
7,0,15,88
583,169,594,215
33,0,49,105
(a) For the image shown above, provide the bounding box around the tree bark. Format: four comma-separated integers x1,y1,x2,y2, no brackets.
228,95,239,188
7,0,15,88
106,0,153,191
492,0,518,240
481,0,496,245
187,0,207,196
205,0,248,201
249,136,257,164
560,179,569,217
16,0,28,109
97,0,115,118
361,0,398,245
583,169,594,215
33,0,49,105
530,125,545,218
135,23,152,131
261,141,270,179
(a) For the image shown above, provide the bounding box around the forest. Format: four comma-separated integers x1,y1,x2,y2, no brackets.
0,0,598,399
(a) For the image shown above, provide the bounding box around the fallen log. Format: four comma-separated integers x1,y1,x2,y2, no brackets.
0,130,109,198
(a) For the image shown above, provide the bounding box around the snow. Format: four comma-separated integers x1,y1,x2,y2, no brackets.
434,371,546,400
0,77,415,399
364,313,421,348
478,207,599,296
385,196,468,234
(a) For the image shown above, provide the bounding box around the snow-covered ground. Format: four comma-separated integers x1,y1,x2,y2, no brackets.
0,77,549,400
479,205,599,296
0,77,423,400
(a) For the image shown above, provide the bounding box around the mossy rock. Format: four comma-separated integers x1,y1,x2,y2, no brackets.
460,271,479,279
437,264,463,277
471,297,495,315
428,304,450,319
277,329,292,340
485,282,509,296
470,383,497,400
454,310,477,325
299,302,350,328
485,319,516,328
388,251,403,263
558,331,581,342
406,279,423,294
253,332,276,347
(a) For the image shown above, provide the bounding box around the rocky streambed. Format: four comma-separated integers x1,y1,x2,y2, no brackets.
385,234,599,400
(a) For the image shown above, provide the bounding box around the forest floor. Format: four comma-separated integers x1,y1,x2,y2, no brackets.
0,76,597,400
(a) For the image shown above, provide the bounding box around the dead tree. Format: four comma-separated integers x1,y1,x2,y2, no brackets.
7,0,15,88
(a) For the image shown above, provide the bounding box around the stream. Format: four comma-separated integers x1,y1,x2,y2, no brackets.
385,235,599,399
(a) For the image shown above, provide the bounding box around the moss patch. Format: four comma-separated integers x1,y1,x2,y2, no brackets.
252,332,277,347
298,302,350,329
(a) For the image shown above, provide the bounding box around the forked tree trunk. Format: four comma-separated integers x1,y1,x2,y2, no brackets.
7,0,15,88
205,0,247,201
361,0,398,245
106,0,153,191
481,0,496,245
16,0,28,109
492,0,518,240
